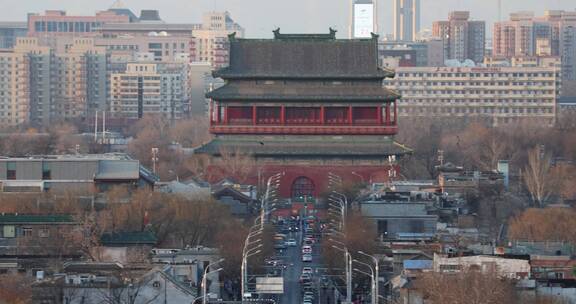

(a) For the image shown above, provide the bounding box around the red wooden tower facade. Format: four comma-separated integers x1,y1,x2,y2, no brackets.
196,29,410,198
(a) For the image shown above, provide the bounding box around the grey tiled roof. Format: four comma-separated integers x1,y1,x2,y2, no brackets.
195,137,411,157
207,82,399,101
214,32,394,80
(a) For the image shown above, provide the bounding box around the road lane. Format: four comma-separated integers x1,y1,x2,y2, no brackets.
280,230,302,304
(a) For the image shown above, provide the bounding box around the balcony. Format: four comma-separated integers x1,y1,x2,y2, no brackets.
210,124,398,135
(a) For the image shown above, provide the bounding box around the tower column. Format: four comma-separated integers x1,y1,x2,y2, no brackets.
320,106,325,125
252,105,257,125
348,106,353,125
393,101,398,124
281,105,286,125
377,105,383,125
223,106,228,125
385,103,391,125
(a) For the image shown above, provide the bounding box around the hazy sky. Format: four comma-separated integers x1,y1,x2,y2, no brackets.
1,0,575,38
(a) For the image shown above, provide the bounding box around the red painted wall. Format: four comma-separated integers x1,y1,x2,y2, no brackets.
208,163,399,198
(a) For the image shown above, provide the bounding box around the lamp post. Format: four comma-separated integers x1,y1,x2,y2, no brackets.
330,241,352,303
241,246,262,300
242,216,263,301
353,259,375,304
328,197,346,231
351,171,365,184
202,258,224,304
261,172,283,228
151,147,159,174
358,251,379,304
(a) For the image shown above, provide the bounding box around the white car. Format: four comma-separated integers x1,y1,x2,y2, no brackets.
285,239,297,246
302,245,312,254
302,267,313,275
302,254,312,262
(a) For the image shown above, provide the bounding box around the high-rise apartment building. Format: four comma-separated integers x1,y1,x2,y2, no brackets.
432,11,486,64
193,12,244,68
51,38,108,120
493,10,576,81
393,0,420,41
27,10,130,46
0,38,52,127
0,37,109,127
110,62,189,120
379,39,444,68
384,64,559,126
0,22,27,49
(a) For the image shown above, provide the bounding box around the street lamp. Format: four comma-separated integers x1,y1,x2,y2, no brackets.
241,246,262,300
353,259,376,304
151,147,159,174
201,258,224,304
330,243,352,304
351,171,365,184
358,251,379,304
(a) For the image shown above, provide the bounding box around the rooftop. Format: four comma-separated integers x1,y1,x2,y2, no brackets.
213,29,394,80
195,136,411,157
0,214,74,224
100,231,157,246
207,82,399,101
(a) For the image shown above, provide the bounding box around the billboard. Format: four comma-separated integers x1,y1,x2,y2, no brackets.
255,277,284,294
354,3,374,38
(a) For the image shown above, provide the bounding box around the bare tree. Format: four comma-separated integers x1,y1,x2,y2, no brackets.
522,146,563,207
508,207,576,244
412,271,516,304
0,273,33,304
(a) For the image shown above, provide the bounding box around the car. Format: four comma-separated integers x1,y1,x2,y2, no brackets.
302,254,312,262
302,267,313,275
303,295,314,302
285,238,297,246
299,273,311,283
274,243,287,250
302,245,312,254
265,259,281,266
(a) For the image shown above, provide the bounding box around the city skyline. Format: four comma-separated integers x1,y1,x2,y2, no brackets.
1,0,575,38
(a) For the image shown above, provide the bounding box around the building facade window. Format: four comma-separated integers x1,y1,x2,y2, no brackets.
42,162,51,180
6,161,16,180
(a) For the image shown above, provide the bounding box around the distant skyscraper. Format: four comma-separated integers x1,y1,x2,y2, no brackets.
432,11,486,64
393,0,420,41
492,10,576,81
350,0,377,39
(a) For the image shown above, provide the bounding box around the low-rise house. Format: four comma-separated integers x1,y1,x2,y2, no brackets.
96,231,158,263
151,246,222,298
432,253,530,279
0,153,158,195
530,255,576,280
0,214,80,258
155,180,211,200
212,186,259,217
402,260,433,278
437,163,505,195
360,201,438,240
35,262,198,304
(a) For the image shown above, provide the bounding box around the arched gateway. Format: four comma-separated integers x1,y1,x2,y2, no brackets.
291,176,315,199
